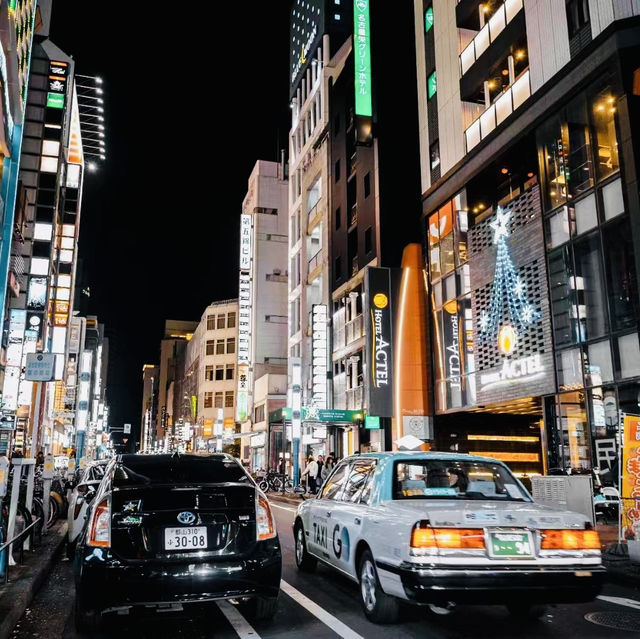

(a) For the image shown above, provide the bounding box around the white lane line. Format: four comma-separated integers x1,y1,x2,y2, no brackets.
597,595,640,610
280,580,365,639
217,600,263,638
270,503,297,513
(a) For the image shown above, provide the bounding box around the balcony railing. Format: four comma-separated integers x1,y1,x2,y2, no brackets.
459,0,523,75
308,250,322,274
464,69,530,152
345,315,363,345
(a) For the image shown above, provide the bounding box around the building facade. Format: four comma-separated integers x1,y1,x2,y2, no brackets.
236,160,288,470
414,1,640,484
140,364,158,453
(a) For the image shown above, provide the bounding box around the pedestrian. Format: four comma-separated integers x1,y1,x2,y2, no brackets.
35,450,44,466
321,455,335,481
316,455,324,483
301,455,319,494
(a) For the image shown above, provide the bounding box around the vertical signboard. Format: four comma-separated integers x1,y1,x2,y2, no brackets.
365,268,393,417
621,414,640,541
311,304,328,409
237,214,253,421
353,0,372,117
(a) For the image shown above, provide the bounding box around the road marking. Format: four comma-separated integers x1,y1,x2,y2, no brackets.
270,503,297,513
217,600,262,638
597,595,640,610
280,580,365,639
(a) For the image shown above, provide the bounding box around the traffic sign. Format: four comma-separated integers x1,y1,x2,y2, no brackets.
123,423,131,434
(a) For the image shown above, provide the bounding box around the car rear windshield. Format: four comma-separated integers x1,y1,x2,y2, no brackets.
113,455,250,487
394,459,530,501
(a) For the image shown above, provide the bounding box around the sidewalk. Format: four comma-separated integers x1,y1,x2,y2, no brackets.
268,492,304,507
603,543,640,588
0,521,67,639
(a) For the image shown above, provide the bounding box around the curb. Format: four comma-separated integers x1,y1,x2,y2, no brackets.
0,522,68,639
268,493,304,507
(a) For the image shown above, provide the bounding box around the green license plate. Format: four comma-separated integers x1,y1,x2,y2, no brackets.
489,532,532,557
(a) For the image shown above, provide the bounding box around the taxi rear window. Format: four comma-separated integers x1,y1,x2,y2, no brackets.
394,460,530,501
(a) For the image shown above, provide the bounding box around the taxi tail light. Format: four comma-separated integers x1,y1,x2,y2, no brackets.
256,494,276,540
540,529,601,550
73,497,84,519
411,523,485,549
87,498,111,547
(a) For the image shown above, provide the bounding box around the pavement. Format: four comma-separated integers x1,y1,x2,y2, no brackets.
0,520,67,639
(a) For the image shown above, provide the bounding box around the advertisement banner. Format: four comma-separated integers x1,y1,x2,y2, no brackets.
365,268,393,417
622,414,640,541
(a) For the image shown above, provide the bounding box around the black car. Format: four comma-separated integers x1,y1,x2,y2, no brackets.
73,453,281,631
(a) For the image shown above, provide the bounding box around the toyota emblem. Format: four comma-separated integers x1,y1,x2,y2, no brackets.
177,511,196,525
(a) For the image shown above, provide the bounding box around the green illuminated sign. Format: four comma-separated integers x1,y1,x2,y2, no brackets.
425,7,434,32
271,407,363,423
365,415,381,429
8,0,16,12
428,71,437,100
46,92,64,109
354,0,372,117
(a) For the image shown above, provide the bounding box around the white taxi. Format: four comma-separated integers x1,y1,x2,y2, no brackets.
293,452,605,623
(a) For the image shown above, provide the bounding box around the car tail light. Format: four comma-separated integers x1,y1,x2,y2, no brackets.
411,523,485,550
256,494,276,540
540,529,600,550
87,498,111,547
74,497,84,519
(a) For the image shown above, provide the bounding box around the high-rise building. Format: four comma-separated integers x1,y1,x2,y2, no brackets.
236,160,288,470
183,300,239,454
286,1,422,467
155,319,198,451
140,364,158,453
413,1,640,483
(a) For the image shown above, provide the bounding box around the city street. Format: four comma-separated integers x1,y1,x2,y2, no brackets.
11,501,640,638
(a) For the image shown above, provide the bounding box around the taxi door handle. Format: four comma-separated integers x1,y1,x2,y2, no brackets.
354,517,361,525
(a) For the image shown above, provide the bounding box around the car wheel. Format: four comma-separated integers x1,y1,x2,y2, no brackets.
506,603,547,619
258,480,269,493
241,595,279,621
294,522,317,572
74,597,102,633
358,549,399,624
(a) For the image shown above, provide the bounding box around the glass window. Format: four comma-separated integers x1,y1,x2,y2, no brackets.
215,365,224,381
585,340,613,385
617,333,640,380
225,391,234,408
341,460,377,503
214,392,224,408
440,232,455,276
217,315,226,329
603,218,639,331
432,281,442,308
548,247,579,346
556,347,583,390
226,365,234,380
566,95,594,199
557,391,591,472
205,365,214,381
206,315,215,330
204,392,213,408
545,206,574,248
320,460,351,500
602,178,624,220
227,312,236,328
429,245,441,280
394,460,529,501
574,193,597,235
591,91,619,180
538,116,568,210
574,233,607,340
216,340,225,355
206,340,215,356
226,338,236,354
444,273,456,303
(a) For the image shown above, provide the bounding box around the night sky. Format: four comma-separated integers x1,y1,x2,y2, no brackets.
49,2,293,432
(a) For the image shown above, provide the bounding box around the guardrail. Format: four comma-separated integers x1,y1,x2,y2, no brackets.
0,516,42,584
459,0,523,75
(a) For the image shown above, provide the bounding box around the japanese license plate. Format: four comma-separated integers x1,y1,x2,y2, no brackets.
164,526,208,550
489,531,532,558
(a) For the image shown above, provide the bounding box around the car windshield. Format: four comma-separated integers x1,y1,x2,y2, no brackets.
394,459,531,502
113,454,250,487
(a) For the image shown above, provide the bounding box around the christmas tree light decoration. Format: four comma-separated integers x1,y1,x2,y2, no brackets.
478,206,541,348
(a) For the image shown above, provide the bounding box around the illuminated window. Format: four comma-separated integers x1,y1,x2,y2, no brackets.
206,315,215,330
217,314,226,329
60,236,74,250
57,274,71,288
62,224,75,237
40,156,58,173
59,249,73,263
42,140,60,157
30,257,49,275
55,287,71,301
33,223,52,241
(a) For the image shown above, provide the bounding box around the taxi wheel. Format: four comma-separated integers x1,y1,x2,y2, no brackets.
294,522,317,572
506,603,547,619
241,595,279,621
358,550,399,624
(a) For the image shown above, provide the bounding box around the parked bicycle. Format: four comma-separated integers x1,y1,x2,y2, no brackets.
257,469,293,494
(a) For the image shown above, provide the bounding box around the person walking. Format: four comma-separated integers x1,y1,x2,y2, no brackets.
301,455,319,494
316,455,324,484
321,455,335,481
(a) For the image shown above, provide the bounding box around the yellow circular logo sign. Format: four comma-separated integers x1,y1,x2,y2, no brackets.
373,293,388,309
498,325,517,356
